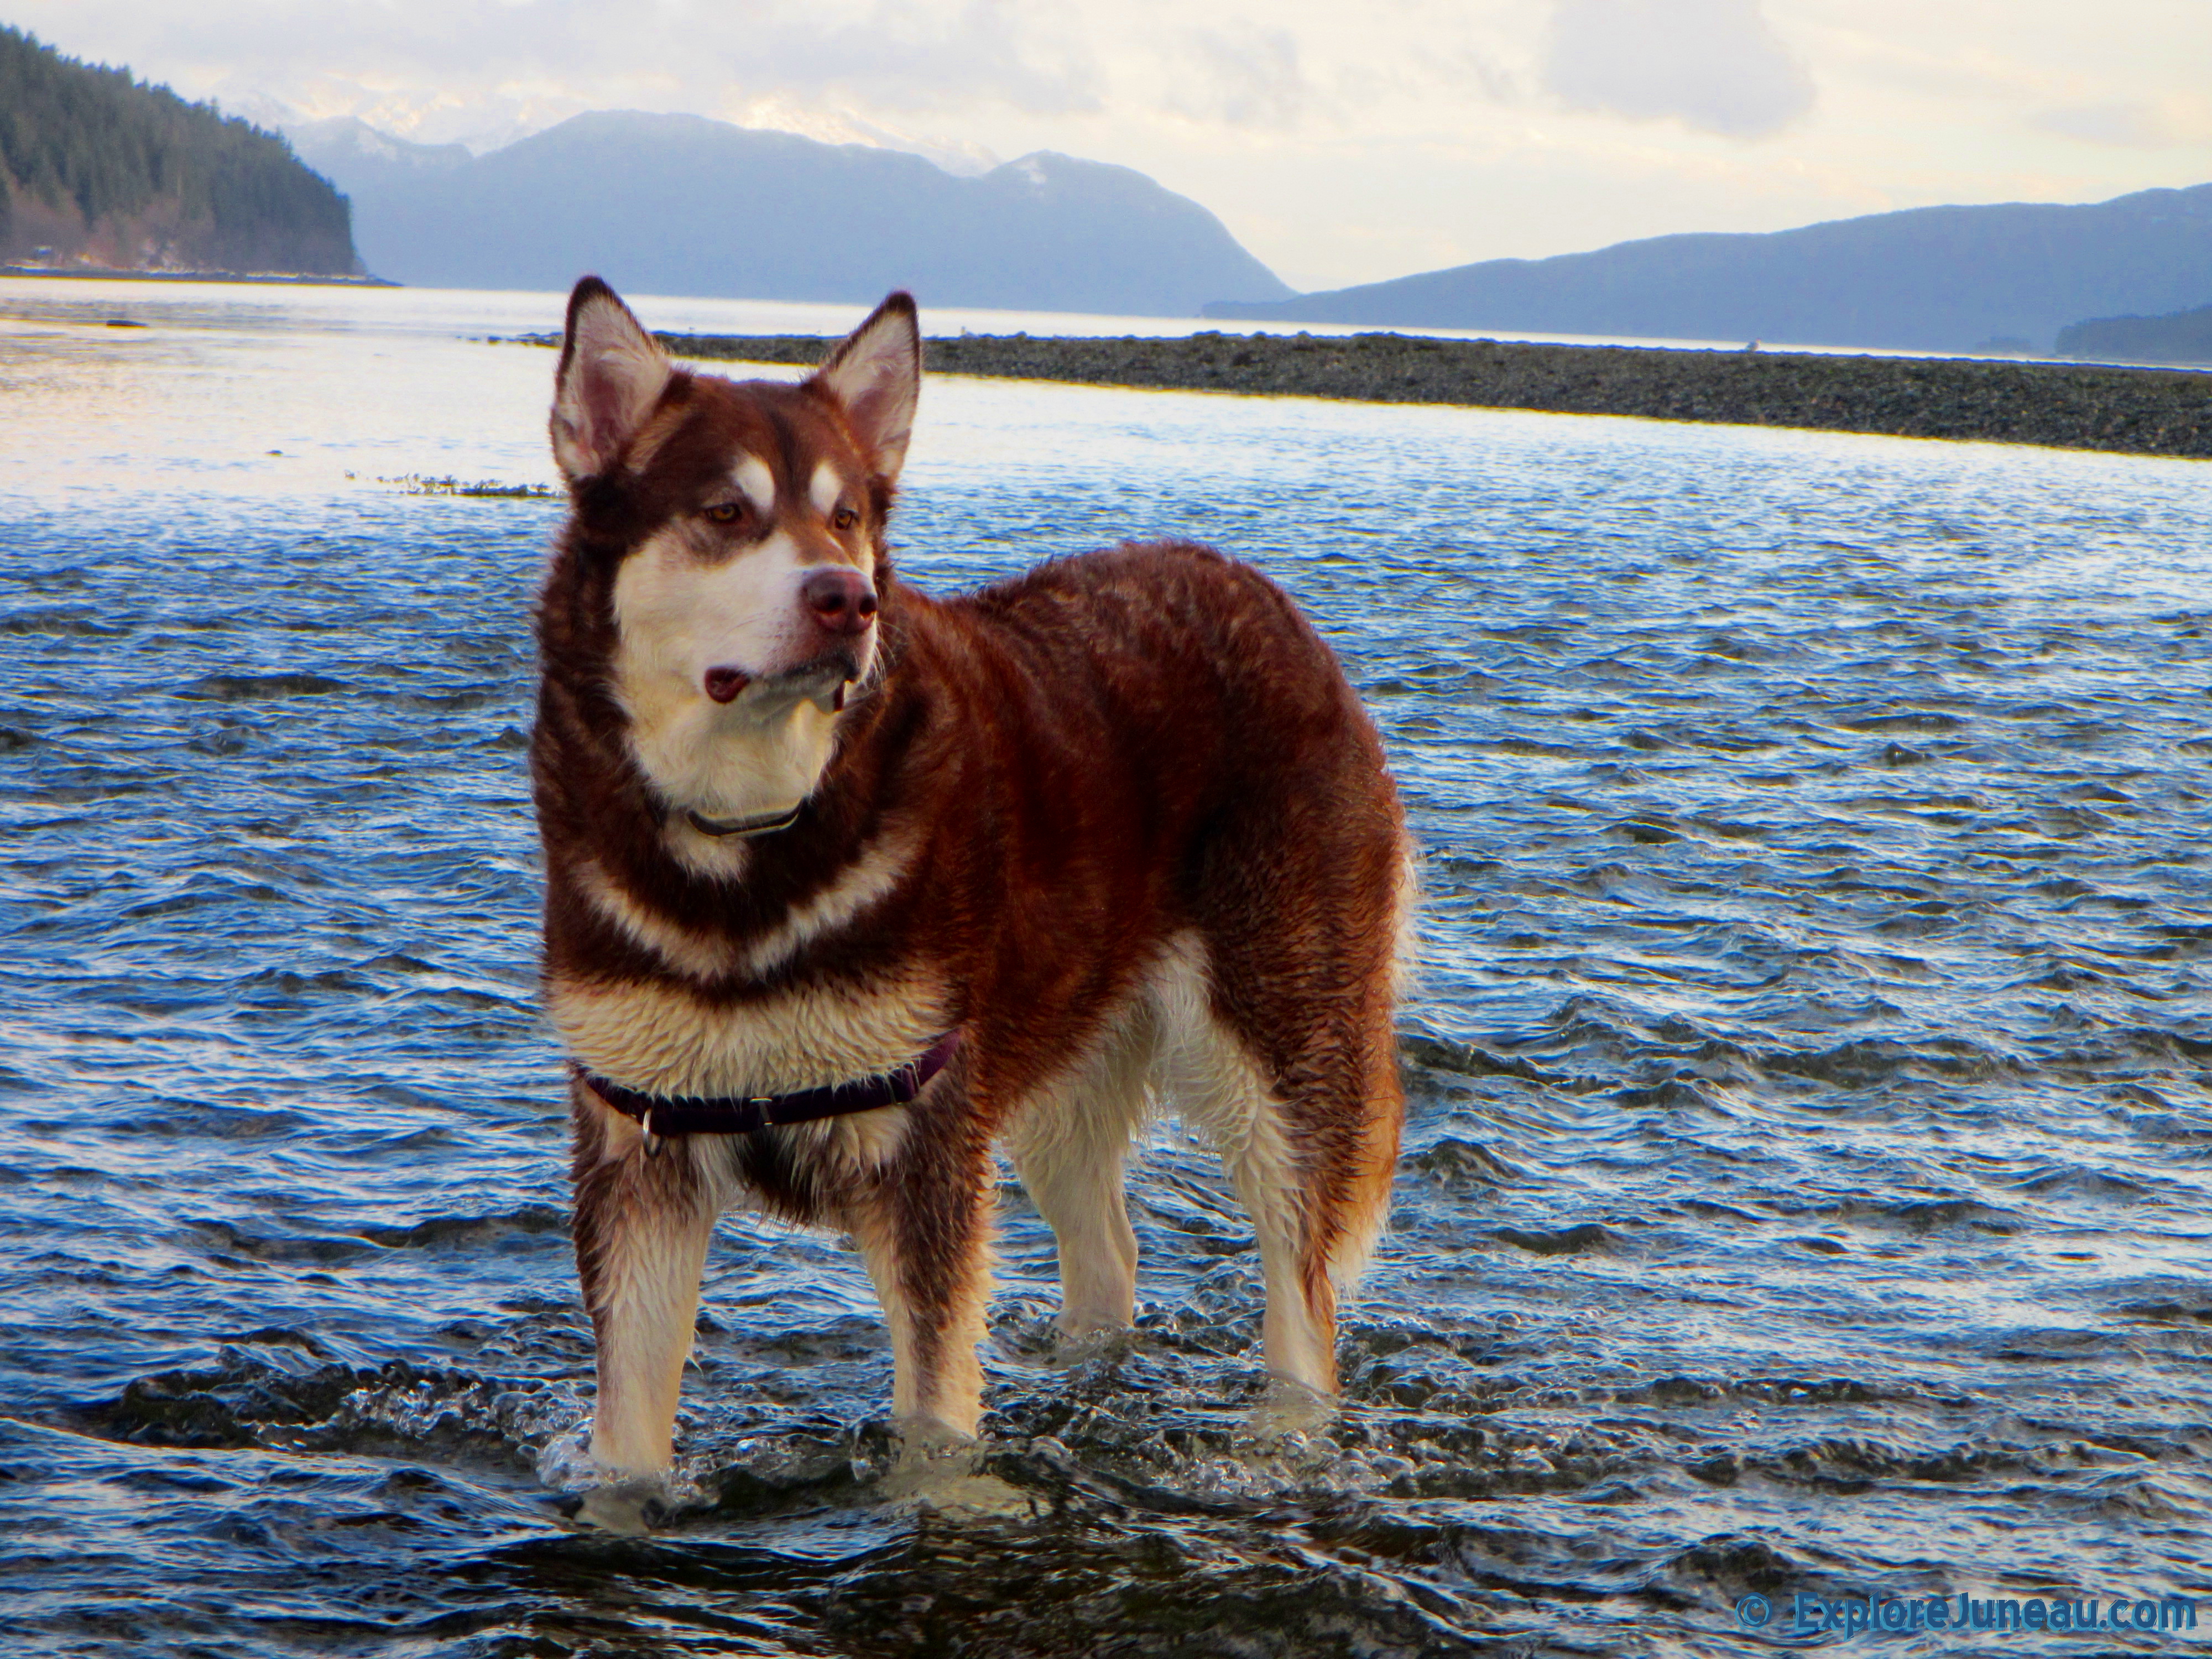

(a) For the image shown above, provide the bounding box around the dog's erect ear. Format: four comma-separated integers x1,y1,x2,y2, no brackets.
810,292,920,483
551,276,673,483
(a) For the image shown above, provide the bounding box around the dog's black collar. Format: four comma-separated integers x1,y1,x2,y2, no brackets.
685,804,804,839
575,1032,961,1141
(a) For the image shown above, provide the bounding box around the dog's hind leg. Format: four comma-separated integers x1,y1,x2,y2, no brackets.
1004,1008,1152,1334
570,1087,732,1475
1150,931,1403,1400
1151,951,1333,1395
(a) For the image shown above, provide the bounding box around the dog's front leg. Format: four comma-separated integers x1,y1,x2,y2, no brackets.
846,1112,997,1440
570,1088,729,1475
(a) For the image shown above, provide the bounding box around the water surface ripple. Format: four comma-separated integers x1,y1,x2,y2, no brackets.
3,283,2210,1656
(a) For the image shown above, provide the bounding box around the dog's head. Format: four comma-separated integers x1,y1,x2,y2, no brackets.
547,278,920,843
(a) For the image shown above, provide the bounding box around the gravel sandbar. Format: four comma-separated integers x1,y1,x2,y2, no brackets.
528,330,2212,460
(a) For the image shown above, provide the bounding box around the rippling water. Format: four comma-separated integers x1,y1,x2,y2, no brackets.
4,279,2210,1657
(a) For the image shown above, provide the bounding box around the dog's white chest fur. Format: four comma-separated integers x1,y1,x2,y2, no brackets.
547,967,951,1099
550,826,943,1097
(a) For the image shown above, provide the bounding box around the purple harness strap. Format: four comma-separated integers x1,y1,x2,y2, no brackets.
575,1032,961,1138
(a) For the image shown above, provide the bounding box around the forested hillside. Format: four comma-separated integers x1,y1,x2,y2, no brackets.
0,24,358,275
2058,302,2212,366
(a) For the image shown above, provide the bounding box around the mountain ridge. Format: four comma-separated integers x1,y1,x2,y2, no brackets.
1204,185,2212,354
291,110,1292,316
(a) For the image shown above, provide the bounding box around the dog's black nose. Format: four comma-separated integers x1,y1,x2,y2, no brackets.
802,567,878,636
703,666,748,703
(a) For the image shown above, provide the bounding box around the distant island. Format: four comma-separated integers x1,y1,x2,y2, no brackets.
0,24,361,279
2058,302,2212,367
1206,185,2212,356
287,111,1292,317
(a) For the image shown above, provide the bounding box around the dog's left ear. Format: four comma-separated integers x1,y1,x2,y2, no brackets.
810,292,920,483
551,276,673,483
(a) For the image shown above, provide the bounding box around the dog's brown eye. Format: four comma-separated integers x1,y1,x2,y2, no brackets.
703,501,745,525
832,505,859,531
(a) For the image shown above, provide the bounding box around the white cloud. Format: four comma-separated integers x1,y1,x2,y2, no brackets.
1163,25,1312,129
1542,0,1813,137
2028,99,2198,150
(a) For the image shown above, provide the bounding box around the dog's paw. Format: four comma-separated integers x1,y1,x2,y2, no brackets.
879,1422,1036,1519
883,1460,1034,1519
568,1478,669,1535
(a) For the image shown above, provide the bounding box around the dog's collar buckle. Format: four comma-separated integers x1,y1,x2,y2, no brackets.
576,1032,962,1140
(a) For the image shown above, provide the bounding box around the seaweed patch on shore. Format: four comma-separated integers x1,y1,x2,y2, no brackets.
373,472,555,499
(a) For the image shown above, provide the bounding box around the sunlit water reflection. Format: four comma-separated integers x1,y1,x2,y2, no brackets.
3,279,2209,1656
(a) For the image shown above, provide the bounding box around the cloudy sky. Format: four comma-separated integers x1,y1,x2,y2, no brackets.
9,1,2210,291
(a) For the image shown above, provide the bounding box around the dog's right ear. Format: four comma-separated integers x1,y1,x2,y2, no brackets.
551,276,672,483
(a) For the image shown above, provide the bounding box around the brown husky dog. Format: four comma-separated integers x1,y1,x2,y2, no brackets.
534,276,1410,1477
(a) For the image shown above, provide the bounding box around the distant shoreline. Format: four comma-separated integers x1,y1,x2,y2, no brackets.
0,266,397,288
530,330,2209,461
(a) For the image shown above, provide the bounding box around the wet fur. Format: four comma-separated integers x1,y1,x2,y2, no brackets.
535,279,1410,1474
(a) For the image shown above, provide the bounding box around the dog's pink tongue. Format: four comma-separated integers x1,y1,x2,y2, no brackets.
703,666,749,703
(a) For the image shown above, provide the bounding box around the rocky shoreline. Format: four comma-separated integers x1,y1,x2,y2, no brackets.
1,267,395,286
621,330,2210,460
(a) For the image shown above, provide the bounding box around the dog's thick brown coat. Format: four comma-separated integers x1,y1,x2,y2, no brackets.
533,279,1408,1473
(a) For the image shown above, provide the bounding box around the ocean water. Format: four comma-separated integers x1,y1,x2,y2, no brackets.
2,278,2210,1657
